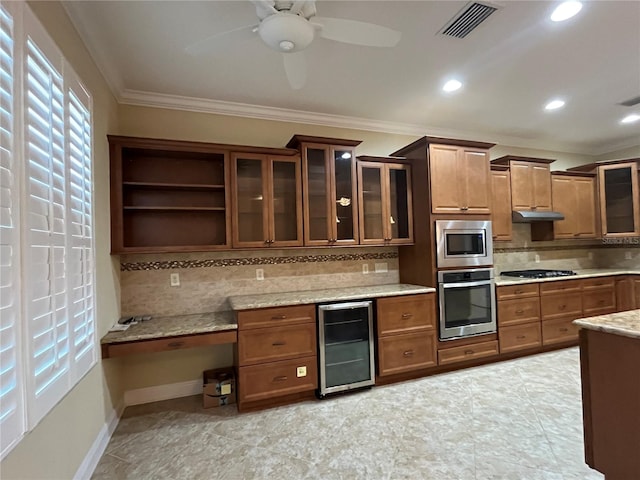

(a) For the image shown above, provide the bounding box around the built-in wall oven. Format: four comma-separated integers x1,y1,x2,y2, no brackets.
435,220,493,268
438,268,496,340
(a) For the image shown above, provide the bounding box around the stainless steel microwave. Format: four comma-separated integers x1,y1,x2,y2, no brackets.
435,220,493,268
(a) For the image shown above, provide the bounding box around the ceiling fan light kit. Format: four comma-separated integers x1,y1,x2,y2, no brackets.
258,12,315,52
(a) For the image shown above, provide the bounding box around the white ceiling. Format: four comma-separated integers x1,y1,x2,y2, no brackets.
63,1,640,155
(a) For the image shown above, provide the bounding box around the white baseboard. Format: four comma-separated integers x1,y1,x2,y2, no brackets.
74,401,124,480
124,379,202,406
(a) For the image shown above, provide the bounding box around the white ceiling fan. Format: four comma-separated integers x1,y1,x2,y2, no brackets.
185,0,401,89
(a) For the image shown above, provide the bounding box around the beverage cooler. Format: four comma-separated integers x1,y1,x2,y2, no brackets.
317,301,375,397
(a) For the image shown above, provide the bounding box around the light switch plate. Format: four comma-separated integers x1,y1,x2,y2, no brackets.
256,269,264,281
296,366,307,377
170,273,180,286
362,264,369,274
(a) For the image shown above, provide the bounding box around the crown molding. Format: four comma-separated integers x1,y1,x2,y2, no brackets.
117,89,639,157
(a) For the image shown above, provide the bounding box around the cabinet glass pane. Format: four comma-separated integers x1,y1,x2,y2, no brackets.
307,149,328,240
334,150,355,240
236,159,264,242
362,167,383,240
272,161,298,241
389,168,410,239
604,168,634,233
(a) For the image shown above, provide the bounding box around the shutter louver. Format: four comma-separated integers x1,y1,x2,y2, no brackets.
24,36,70,425
0,3,26,459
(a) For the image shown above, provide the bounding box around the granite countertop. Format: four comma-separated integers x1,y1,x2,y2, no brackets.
574,310,640,340
495,268,640,286
101,311,236,344
229,283,435,311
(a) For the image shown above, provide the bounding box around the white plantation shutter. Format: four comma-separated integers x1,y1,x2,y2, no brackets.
23,35,70,425
66,85,95,378
0,2,26,458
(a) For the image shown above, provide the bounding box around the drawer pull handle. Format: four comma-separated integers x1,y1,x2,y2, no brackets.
559,328,568,332
272,315,287,320
515,309,524,314
273,376,288,382
464,350,475,355
516,335,526,340
167,341,185,348
559,304,566,310
514,289,523,294
460,206,469,211
403,350,414,357
401,313,413,319
272,341,286,346
598,300,605,305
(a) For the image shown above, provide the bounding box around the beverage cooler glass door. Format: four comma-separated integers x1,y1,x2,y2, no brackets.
318,301,375,396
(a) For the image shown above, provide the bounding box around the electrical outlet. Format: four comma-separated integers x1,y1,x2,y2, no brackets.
588,252,593,260
256,268,264,281
534,254,540,263
362,264,369,274
296,366,307,377
375,262,388,273
625,251,633,260
170,273,180,287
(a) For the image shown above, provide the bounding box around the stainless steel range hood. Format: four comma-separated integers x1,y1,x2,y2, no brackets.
512,210,565,222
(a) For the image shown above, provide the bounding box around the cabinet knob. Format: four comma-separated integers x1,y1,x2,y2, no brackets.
272,341,286,346
559,327,568,332
403,350,414,357
516,335,526,340
460,206,469,211
464,349,475,355
559,304,566,310
271,315,287,320
273,376,288,382
515,309,524,314
515,289,523,294
401,313,413,319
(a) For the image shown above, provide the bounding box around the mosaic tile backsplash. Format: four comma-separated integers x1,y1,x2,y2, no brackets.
120,247,400,317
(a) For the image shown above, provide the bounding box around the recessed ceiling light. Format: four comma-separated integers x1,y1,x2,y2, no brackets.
551,1,583,22
545,99,565,111
442,79,462,93
621,114,640,124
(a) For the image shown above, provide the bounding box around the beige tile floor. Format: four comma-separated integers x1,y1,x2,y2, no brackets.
92,347,604,480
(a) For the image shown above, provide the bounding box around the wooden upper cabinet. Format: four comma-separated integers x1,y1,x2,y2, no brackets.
357,158,413,245
551,172,597,239
508,159,553,211
288,135,361,246
108,135,232,253
231,153,303,248
598,162,640,237
490,167,512,241
428,143,491,214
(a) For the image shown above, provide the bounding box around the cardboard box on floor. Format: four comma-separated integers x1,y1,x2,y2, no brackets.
203,367,236,408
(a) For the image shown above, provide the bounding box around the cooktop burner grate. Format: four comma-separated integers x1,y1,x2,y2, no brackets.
500,269,577,279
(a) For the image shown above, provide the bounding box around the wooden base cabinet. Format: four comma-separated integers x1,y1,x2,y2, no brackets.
497,283,541,353
235,304,317,411
376,293,437,377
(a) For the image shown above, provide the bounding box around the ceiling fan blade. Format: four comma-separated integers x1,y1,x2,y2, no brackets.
313,16,401,47
290,0,316,17
282,51,306,90
185,24,256,56
250,0,278,20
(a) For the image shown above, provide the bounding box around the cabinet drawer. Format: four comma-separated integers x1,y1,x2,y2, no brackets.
539,279,582,294
540,292,582,320
542,317,580,346
499,323,541,354
238,323,316,366
582,289,616,316
498,297,540,326
238,356,317,404
582,277,615,290
377,331,436,376
437,340,499,366
496,283,539,300
237,304,315,330
377,294,435,335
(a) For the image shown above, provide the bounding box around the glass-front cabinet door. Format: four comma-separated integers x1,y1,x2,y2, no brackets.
301,143,359,246
598,162,640,236
232,153,302,248
357,160,413,245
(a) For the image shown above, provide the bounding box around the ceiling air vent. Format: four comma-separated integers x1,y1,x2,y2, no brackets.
440,2,499,39
619,95,640,107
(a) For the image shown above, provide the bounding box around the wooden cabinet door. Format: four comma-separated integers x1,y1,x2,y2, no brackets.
460,148,491,214
232,153,269,248
574,176,597,238
598,162,640,236
634,277,640,308
551,175,577,238
358,162,386,244
491,169,512,241
269,156,303,247
387,164,413,244
429,144,462,214
510,161,534,210
531,163,552,211
615,276,635,312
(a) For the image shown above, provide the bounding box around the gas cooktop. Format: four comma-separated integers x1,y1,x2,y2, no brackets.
501,269,577,279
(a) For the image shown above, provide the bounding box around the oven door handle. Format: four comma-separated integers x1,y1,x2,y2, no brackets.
440,280,493,289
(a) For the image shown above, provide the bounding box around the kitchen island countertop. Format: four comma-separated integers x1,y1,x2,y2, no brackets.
229,283,435,311
574,309,640,340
